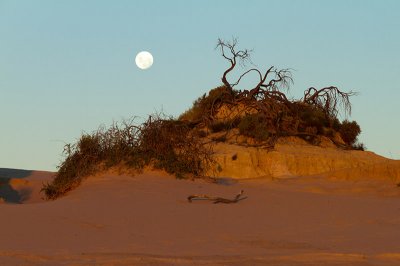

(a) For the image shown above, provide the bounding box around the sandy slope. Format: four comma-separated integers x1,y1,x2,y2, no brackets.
1,168,400,265
211,140,400,182
0,168,55,204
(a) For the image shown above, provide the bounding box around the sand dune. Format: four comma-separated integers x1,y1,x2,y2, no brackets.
1,165,400,265
0,168,55,204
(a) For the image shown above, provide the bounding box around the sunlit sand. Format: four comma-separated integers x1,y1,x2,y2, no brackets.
1,142,400,265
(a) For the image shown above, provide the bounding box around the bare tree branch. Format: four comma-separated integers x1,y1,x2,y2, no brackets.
230,68,262,87
302,86,357,119
216,38,252,91
216,38,292,99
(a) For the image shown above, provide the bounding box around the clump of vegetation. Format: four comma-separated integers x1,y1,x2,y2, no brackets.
238,114,270,141
297,105,329,134
209,117,240,133
138,117,213,177
179,85,238,123
42,115,214,200
209,120,231,133
180,38,364,149
352,142,366,151
338,120,361,146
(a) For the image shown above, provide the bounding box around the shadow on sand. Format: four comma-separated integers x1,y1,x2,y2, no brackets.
0,168,33,204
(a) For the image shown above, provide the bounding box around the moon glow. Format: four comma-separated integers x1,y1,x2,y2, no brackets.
135,51,153,70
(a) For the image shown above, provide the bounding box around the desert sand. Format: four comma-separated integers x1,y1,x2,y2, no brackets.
1,144,400,265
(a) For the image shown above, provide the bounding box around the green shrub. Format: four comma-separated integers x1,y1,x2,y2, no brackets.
179,85,237,122
339,120,361,145
331,117,341,131
238,114,270,141
352,142,366,151
209,117,240,133
209,121,231,132
304,126,318,135
195,130,208,138
212,135,227,142
299,106,329,134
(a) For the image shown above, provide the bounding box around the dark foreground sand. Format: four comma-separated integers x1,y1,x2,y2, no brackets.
1,168,400,265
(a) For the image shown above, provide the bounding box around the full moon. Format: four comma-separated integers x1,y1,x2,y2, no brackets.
135,51,153,70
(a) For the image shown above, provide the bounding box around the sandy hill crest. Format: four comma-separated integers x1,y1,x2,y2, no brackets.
208,136,400,183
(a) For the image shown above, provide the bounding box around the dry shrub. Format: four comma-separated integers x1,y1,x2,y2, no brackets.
42,115,214,200
138,115,214,177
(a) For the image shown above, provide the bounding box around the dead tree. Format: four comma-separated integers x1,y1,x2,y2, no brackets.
213,38,359,145
216,38,293,101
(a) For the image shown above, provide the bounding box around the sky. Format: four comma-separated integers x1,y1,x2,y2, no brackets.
1,0,400,171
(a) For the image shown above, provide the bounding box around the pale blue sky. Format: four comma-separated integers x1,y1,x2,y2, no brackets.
1,0,399,171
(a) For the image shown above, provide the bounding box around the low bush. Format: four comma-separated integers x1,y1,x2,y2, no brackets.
42,115,214,200
352,142,366,151
209,120,231,133
298,106,329,134
209,117,240,133
238,114,270,141
179,85,237,122
339,120,361,145
138,117,213,176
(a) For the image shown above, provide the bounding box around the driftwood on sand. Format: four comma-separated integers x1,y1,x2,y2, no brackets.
187,190,247,204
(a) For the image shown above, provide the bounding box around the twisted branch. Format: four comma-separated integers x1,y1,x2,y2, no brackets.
303,86,357,118
216,38,293,100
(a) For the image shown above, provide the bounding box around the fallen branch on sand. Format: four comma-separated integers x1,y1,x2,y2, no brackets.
187,190,247,204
